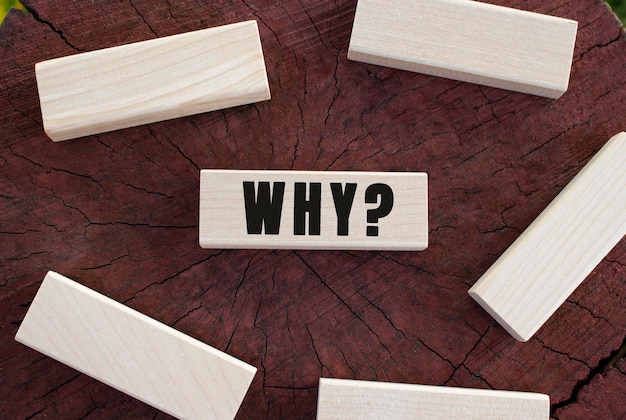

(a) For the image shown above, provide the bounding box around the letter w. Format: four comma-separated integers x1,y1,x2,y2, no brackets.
243,182,285,234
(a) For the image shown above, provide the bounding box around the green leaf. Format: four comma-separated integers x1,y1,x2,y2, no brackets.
0,0,28,26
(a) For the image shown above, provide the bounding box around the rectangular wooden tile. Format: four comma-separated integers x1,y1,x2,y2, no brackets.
15,271,256,420
36,20,271,141
348,0,577,98
469,132,626,341
316,378,549,419
199,170,428,250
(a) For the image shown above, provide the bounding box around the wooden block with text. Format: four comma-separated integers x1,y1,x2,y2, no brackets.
469,132,626,341
15,271,256,420
348,0,577,98
316,378,549,419
199,170,428,250
36,20,271,141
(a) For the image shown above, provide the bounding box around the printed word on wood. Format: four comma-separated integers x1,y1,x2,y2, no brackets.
316,378,549,419
199,170,428,250
15,271,257,420
469,132,626,341
35,20,271,141
348,0,577,98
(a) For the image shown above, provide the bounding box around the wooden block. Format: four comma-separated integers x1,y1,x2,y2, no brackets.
199,170,428,250
15,271,256,420
316,378,550,419
348,0,577,98
469,132,626,341
36,20,271,141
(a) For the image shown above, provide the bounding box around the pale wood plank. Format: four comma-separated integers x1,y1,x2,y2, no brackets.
199,170,428,250
469,132,626,341
316,378,549,419
36,20,271,141
15,271,257,420
348,0,577,98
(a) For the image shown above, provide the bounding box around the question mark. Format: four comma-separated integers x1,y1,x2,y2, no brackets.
364,183,394,236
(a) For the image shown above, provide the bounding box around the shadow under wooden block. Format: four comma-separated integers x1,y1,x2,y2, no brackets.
317,378,549,419
15,271,257,420
36,20,271,141
469,132,626,341
199,170,428,250
348,0,577,98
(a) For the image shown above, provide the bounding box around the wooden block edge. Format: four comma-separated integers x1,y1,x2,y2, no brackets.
468,131,626,342
347,0,577,98
198,170,429,251
346,47,570,99
36,20,271,142
468,289,529,341
317,378,550,416
15,270,257,418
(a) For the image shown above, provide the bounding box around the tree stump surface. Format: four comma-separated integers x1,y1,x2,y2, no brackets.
1,0,624,418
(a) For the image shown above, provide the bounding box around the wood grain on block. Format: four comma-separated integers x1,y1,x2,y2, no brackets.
199,170,428,250
348,0,577,98
36,20,271,141
469,132,626,341
316,378,549,419
15,271,257,420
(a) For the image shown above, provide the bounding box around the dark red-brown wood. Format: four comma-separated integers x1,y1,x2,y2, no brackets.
1,0,624,418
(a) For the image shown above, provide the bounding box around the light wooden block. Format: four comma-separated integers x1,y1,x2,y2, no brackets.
469,132,626,341
199,170,428,250
15,271,256,420
316,378,549,419
348,0,577,98
36,20,271,141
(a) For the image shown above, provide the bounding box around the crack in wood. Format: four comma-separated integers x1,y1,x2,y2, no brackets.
122,251,224,304
128,0,158,37
551,333,626,415
293,251,393,358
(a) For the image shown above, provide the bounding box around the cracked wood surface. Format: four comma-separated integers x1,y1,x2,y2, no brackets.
1,0,624,418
